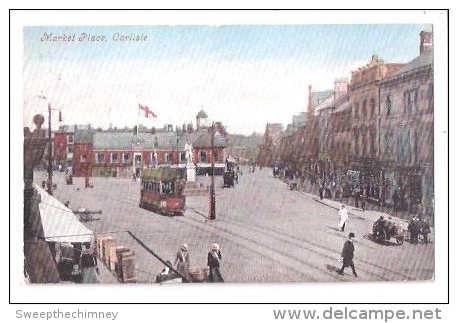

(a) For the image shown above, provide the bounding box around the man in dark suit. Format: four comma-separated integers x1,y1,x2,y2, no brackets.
207,243,224,282
337,232,357,277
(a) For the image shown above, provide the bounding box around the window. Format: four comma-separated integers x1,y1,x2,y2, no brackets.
384,133,393,154
370,99,376,118
67,146,74,154
362,100,367,119
354,104,359,118
179,152,186,163
123,153,130,164
427,84,433,111
200,151,207,163
370,130,376,156
111,153,118,164
150,152,157,166
164,153,171,164
80,154,87,163
213,151,218,163
405,89,418,114
385,94,392,116
67,135,74,144
354,130,359,156
95,153,104,163
396,132,411,165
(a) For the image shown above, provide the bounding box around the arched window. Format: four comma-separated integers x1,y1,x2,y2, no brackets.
354,130,360,156
385,94,392,116
370,99,376,118
362,100,367,119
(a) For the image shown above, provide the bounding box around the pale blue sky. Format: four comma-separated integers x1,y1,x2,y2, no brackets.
23,24,431,134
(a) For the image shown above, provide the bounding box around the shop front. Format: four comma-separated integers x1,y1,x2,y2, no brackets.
36,184,95,282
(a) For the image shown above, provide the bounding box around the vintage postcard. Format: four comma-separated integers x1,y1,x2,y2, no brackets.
13,10,448,304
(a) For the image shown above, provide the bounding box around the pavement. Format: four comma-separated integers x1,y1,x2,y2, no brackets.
96,257,120,283
292,177,422,222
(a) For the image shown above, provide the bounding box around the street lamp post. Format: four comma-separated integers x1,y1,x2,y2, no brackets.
209,122,216,220
47,103,53,195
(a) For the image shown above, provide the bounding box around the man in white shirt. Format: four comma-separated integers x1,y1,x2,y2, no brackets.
338,204,349,232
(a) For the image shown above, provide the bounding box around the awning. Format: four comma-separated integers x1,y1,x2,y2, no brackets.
34,184,94,243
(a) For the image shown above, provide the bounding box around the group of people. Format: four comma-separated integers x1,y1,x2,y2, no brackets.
408,216,431,244
161,242,224,283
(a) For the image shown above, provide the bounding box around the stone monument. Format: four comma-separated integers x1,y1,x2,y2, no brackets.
184,142,196,182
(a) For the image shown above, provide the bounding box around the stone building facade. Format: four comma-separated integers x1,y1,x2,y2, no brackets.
378,31,434,214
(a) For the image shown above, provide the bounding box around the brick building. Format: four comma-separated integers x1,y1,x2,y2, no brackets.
349,55,404,201
67,111,227,178
378,31,434,214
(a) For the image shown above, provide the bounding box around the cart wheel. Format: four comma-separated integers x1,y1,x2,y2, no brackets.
375,228,387,243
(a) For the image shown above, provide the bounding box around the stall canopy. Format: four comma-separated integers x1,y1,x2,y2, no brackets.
34,184,94,243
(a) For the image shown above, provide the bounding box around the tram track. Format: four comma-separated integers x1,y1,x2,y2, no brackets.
185,206,419,281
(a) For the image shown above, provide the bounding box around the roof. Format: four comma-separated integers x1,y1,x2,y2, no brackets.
56,125,76,133
312,90,334,107
35,184,94,243
334,99,352,113
196,109,208,118
384,50,433,80
74,129,94,144
92,132,134,150
88,128,226,151
192,132,226,148
141,168,180,181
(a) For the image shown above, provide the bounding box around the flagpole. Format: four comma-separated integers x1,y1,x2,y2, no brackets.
136,95,140,142
135,95,140,175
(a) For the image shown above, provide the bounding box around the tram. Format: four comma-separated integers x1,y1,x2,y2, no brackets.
139,168,186,216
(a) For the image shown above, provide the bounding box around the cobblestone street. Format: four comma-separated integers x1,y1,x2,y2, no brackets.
44,167,434,284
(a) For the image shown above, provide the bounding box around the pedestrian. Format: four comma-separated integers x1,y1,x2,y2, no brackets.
360,193,366,212
80,243,99,283
319,185,324,200
408,216,420,244
419,217,431,244
337,232,357,277
338,204,348,232
354,189,360,208
207,243,224,282
174,243,190,280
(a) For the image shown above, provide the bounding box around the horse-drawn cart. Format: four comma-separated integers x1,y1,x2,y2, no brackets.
371,217,408,245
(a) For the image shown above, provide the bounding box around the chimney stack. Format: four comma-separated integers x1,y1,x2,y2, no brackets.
334,78,349,100
419,31,433,54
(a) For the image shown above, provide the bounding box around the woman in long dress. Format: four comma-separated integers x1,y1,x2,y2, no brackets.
80,245,98,283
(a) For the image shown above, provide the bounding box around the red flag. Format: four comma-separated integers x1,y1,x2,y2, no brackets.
139,104,157,118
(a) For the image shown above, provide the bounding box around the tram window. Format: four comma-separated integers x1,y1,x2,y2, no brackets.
163,182,172,194
148,183,152,191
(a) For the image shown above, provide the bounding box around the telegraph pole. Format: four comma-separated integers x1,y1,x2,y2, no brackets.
209,122,216,220
47,102,53,195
